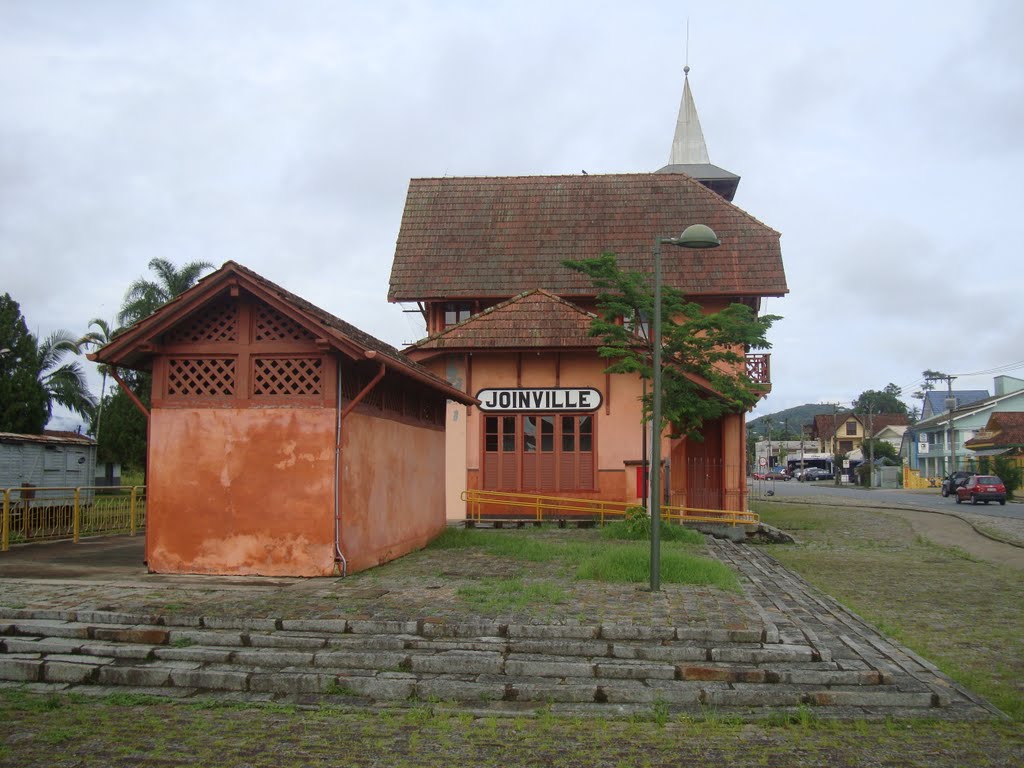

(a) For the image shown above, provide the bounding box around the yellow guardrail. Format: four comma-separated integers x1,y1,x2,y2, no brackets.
460,489,759,528
1,486,146,551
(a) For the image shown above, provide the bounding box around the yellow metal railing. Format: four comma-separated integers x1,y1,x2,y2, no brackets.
1,486,146,551
460,489,759,528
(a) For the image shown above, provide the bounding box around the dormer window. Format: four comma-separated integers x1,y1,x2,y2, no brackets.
444,302,472,327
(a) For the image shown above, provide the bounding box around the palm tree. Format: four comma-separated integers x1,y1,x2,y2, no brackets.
36,330,97,424
117,257,215,326
77,318,115,440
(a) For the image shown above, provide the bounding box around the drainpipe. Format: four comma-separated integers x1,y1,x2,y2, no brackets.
333,351,386,576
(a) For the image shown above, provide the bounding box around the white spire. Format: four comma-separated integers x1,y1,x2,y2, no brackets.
668,66,710,166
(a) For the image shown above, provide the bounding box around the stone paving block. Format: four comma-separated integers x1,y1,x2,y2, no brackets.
98,661,198,688
78,642,155,660
702,686,805,708
168,668,252,692
166,629,243,647
409,650,504,676
75,611,150,626
153,647,234,663
600,625,675,641
711,645,815,664
676,627,762,644
45,653,114,666
346,619,418,635
280,619,348,633
0,655,43,682
776,669,881,686
405,638,507,653
506,624,599,640
249,672,340,694
508,639,608,658
73,685,197,699
313,650,408,670
3,636,84,654
247,633,326,650
326,635,409,651
504,655,594,679
678,665,767,684
595,680,657,704
335,674,416,701
93,626,170,645
595,661,677,681
43,660,101,684
809,690,939,708
202,617,279,631
415,677,505,702
646,680,714,705
418,619,505,638
611,643,707,663
230,649,317,668
12,620,91,639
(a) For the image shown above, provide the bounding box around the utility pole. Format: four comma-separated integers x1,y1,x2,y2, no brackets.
924,372,957,475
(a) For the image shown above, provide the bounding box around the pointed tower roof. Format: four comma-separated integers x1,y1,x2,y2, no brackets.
657,66,741,202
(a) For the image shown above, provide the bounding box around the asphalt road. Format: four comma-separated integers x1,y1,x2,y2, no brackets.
748,476,1024,521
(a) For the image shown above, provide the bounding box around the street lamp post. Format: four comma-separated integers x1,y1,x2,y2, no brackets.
649,224,720,592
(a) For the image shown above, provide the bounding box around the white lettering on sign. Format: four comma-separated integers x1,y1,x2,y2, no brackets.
476,388,603,413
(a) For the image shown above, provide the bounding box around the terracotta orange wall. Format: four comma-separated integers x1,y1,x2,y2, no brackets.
147,407,336,576
338,409,447,573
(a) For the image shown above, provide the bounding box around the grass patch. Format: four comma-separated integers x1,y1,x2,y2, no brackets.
455,578,569,613
754,501,1024,721
600,520,704,544
576,545,738,590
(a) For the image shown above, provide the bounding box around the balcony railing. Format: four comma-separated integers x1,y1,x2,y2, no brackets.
746,354,770,385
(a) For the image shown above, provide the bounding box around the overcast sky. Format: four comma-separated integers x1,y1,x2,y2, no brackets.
2,0,1022,430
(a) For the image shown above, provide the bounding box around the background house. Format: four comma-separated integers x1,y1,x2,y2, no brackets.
905,376,1024,481
92,262,473,577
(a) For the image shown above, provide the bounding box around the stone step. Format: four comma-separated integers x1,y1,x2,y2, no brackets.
0,612,945,713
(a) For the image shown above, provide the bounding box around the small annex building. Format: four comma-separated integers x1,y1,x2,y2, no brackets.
389,70,788,518
91,262,474,577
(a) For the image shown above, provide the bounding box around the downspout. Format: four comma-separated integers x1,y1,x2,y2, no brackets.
333,352,386,576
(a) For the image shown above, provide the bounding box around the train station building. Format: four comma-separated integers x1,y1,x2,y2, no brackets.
390,70,788,519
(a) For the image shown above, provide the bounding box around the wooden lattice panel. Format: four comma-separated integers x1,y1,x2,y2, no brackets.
252,357,323,396
166,301,239,345
253,305,315,342
166,358,236,397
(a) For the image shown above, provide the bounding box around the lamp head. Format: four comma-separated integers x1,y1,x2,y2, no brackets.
672,223,720,249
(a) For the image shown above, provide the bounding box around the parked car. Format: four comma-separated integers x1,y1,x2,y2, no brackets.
955,475,1007,506
801,467,834,481
766,468,790,481
941,471,975,498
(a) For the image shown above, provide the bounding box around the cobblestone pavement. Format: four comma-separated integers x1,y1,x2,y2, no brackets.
0,532,1002,719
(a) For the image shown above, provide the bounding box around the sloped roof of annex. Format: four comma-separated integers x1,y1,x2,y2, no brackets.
92,260,474,405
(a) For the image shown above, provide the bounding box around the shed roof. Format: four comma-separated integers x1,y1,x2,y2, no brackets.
91,261,474,405
388,173,786,303
407,289,603,357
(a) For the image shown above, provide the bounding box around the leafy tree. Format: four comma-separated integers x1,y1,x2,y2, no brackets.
34,330,97,425
0,293,48,433
564,253,780,439
118,257,214,326
77,318,115,441
853,383,908,416
860,438,900,464
95,379,150,471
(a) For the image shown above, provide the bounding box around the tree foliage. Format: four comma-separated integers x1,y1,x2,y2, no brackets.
35,330,97,424
853,383,908,416
118,257,214,326
563,253,780,440
95,377,150,471
0,293,48,433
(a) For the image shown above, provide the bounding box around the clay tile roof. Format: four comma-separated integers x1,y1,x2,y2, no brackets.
868,414,910,435
966,411,1024,448
92,261,473,404
408,289,603,352
388,173,787,303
